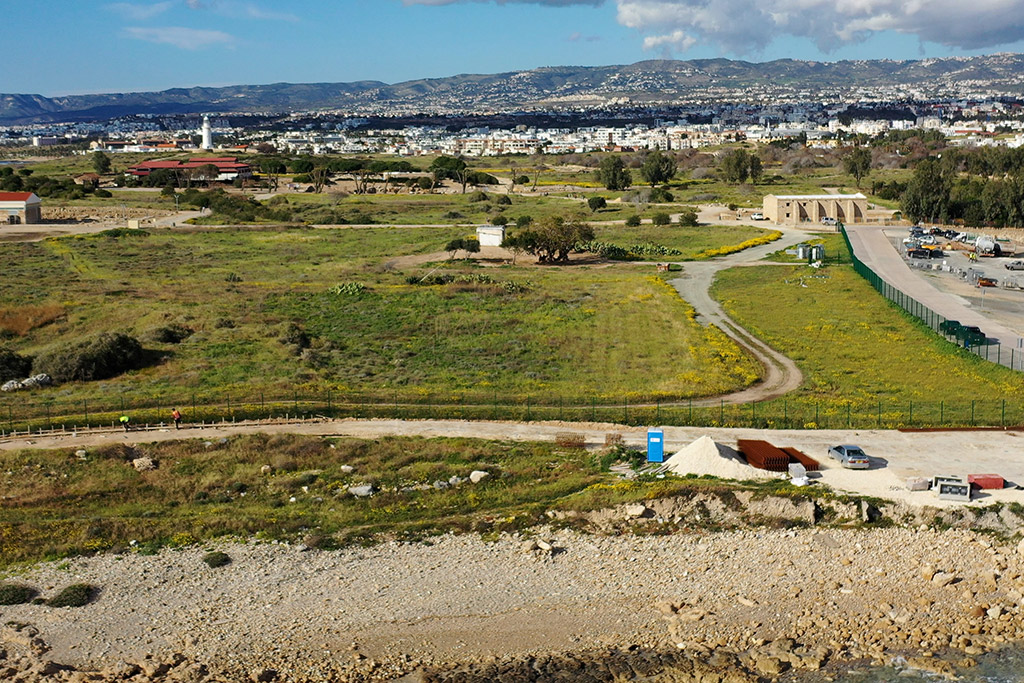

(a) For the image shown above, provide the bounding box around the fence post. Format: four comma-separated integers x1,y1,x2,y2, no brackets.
559,396,564,421
720,399,724,424
940,401,944,425
526,396,531,421
192,393,196,421
326,390,331,414
846,403,851,429
688,398,693,424
784,399,788,426
591,397,596,422
909,401,913,426
877,400,881,428
971,400,976,426
84,399,88,425
623,396,628,424
7,405,12,432
1002,399,1006,427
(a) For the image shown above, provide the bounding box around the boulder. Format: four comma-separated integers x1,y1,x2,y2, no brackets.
75,450,88,460
260,465,273,475
348,485,375,498
932,572,957,587
132,457,157,472
625,504,649,518
469,470,490,484
340,465,354,474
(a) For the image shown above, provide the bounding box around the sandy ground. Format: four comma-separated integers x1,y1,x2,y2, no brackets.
4,418,1023,510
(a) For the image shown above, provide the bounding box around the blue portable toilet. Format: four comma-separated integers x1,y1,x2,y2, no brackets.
647,429,665,463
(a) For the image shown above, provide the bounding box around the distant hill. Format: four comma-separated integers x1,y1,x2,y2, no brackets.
5,54,1024,124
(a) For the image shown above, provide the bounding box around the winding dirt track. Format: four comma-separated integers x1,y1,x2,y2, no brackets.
666,226,809,405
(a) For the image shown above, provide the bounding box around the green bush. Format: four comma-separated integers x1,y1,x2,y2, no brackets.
652,212,671,226
649,187,674,203
496,194,512,206
0,583,38,605
144,324,193,344
203,551,231,568
467,191,488,203
33,332,145,383
0,346,32,382
47,583,97,608
625,215,642,227
678,207,700,227
94,189,112,198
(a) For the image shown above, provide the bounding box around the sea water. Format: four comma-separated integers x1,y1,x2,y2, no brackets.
818,646,1024,682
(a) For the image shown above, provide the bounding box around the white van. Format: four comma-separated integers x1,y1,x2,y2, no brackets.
821,217,837,226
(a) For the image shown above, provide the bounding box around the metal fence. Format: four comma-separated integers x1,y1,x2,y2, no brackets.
840,225,1024,372
2,388,1023,437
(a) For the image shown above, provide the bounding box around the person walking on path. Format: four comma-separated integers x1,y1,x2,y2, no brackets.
171,408,182,429
119,415,130,432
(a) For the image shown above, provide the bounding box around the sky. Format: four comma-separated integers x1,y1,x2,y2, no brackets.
9,0,1024,96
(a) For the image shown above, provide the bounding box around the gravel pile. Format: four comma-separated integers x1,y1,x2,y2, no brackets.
1,526,1023,681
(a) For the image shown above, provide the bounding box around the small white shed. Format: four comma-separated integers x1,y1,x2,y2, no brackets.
476,225,505,247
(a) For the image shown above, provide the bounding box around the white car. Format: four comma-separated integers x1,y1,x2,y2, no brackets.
750,212,765,220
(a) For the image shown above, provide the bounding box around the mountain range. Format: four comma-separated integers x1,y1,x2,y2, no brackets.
5,54,1024,125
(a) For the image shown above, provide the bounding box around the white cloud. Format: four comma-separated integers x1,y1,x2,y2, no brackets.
185,0,299,22
106,1,174,20
403,0,1024,53
124,25,235,49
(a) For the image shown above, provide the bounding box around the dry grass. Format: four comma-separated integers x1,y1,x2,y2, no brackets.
0,303,65,337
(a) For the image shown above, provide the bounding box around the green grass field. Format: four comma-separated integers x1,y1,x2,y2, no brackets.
711,257,1024,406
0,226,762,410
593,224,769,260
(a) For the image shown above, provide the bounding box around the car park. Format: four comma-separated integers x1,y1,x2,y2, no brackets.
1005,260,1024,270
828,445,870,469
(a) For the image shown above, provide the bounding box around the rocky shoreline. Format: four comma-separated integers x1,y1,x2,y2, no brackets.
2,509,1024,682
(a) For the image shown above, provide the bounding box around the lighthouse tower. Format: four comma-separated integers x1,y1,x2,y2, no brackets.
201,115,213,150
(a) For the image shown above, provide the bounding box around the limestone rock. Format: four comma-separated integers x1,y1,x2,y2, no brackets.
132,457,157,472
625,504,649,518
931,572,956,587
469,470,490,484
348,484,375,498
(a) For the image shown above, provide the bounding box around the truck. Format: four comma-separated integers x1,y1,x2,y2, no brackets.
975,236,1002,257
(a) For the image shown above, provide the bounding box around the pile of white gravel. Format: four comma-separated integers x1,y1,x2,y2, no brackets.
662,436,778,481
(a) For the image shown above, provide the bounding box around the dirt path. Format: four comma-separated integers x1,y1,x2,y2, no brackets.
667,227,809,404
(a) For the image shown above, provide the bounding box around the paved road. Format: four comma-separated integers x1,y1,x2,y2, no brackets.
846,224,1024,363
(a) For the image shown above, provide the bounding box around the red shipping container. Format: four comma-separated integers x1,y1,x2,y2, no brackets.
968,474,1005,490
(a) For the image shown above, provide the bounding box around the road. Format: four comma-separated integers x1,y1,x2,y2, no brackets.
4,417,1024,509
667,226,810,405
845,224,1024,361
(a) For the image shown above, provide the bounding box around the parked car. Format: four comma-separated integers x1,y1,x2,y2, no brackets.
750,212,765,220
1005,260,1024,271
907,248,930,259
978,276,998,287
828,445,870,469
821,217,837,226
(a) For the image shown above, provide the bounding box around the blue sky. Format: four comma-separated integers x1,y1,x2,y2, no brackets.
9,0,1024,96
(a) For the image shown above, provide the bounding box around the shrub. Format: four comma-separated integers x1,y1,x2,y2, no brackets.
94,189,112,198
33,333,145,383
496,195,512,206
277,322,310,349
467,191,488,203
652,212,671,225
625,215,642,227
0,346,32,382
144,324,193,344
515,215,533,228
678,207,700,226
491,215,509,226
202,551,231,568
587,196,607,212
47,583,97,608
0,583,38,605
649,187,674,203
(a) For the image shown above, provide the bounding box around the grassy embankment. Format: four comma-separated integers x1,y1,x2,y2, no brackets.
0,433,737,567
711,233,1024,426
0,225,764,426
